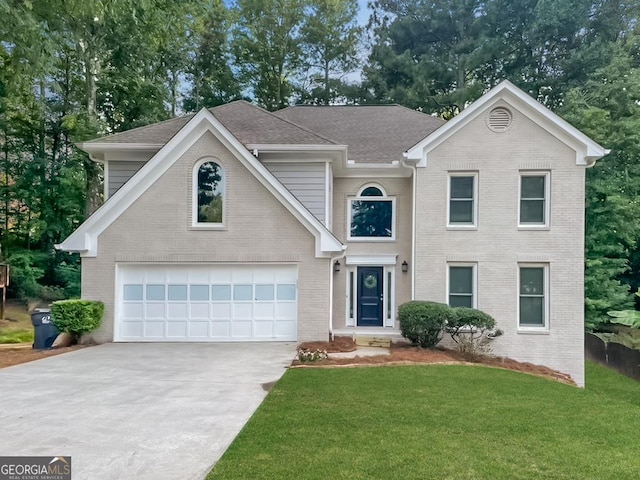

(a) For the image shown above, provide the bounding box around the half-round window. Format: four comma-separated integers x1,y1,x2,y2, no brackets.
196,161,224,224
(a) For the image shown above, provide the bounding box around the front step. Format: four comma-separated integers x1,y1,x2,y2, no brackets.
354,336,392,348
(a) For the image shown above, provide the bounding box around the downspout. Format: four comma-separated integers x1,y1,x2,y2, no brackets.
328,249,347,341
403,155,418,300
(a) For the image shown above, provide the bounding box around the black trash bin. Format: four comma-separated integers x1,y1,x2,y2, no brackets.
31,309,58,350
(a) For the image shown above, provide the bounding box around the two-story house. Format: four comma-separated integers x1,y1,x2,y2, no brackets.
58,81,608,386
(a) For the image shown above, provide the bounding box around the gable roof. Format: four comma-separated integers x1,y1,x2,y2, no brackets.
404,80,609,166
59,108,345,258
81,100,336,149
273,105,444,164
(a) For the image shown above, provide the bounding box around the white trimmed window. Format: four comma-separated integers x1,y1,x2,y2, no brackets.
193,159,225,226
447,264,476,308
349,185,395,240
519,172,549,227
448,173,477,227
519,264,549,329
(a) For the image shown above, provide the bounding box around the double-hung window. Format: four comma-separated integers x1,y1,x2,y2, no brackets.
448,174,477,227
448,264,476,308
519,265,549,329
519,172,549,227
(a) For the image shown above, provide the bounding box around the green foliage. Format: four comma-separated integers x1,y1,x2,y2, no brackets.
606,310,640,328
561,39,640,327
51,299,104,336
446,307,497,360
0,329,34,344
298,0,362,105
398,301,453,348
7,252,45,300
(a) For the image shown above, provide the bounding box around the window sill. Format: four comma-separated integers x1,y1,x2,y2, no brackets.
189,224,228,231
518,225,550,231
446,225,477,231
347,237,396,243
517,328,550,335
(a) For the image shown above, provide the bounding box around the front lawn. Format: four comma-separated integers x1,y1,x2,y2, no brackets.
208,362,639,480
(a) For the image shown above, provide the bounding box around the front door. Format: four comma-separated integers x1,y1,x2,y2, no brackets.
357,266,383,326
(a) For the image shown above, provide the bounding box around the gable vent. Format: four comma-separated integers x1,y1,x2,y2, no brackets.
487,107,513,132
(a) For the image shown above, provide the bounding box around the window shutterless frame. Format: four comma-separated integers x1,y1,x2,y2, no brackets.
446,263,477,308
518,172,550,228
348,184,396,241
518,263,550,331
447,173,478,228
192,158,226,229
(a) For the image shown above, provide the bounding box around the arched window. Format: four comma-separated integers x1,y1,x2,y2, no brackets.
195,161,224,225
349,184,395,240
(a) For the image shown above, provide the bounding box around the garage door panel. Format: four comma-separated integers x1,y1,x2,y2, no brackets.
275,320,296,337
231,320,252,337
190,303,209,319
212,303,232,319
121,321,143,338
254,320,274,337
146,303,165,319
167,321,187,337
122,303,143,319
254,303,275,320
168,303,188,319
117,265,298,342
211,321,231,337
189,321,209,337
144,321,165,337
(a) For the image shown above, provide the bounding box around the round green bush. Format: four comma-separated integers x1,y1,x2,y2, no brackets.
446,307,496,334
398,301,455,348
51,300,104,336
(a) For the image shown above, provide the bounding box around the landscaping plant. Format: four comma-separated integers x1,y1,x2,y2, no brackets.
445,307,497,360
398,301,455,348
51,300,104,340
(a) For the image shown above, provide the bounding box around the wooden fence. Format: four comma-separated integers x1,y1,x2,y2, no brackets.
585,333,640,381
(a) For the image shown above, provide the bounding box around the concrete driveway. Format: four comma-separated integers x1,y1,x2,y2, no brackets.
0,343,296,480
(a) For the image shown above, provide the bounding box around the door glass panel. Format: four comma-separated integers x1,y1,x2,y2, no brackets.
190,285,209,301
255,285,274,301
146,285,165,301
277,284,296,301
212,285,231,301
233,284,253,301
123,284,143,301
167,285,187,301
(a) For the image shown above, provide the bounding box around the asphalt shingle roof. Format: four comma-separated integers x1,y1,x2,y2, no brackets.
85,101,335,146
85,101,444,163
273,105,444,163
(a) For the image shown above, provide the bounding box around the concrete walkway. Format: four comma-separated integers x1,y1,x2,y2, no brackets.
0,343,296,480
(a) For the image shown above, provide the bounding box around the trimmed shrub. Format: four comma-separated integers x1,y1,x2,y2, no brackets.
398,301,455,348
51,300,104,338
446,307,497,360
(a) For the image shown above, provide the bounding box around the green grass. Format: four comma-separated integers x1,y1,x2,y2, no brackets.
208,362,640,480
0,300,34,343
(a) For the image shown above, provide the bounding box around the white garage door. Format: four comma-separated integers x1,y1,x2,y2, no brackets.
116,264,298,341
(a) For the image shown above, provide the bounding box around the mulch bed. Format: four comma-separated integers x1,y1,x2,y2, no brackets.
0,344,88,369
295,337,575,386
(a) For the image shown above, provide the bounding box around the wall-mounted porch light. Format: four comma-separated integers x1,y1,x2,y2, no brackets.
401,260,409,273
334,260,341,273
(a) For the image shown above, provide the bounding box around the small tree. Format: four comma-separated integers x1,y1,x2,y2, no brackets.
51,300,104,341
398,301,455,348
446,307,497,360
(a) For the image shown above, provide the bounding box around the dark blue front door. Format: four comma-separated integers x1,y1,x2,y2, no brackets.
357,266,383,327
